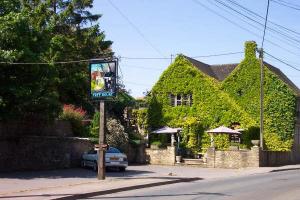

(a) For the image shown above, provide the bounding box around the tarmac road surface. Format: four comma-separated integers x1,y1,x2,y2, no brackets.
86,169,300,200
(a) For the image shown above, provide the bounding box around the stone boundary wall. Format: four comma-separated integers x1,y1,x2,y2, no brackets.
0,136,93,172
0,120,73,138
145,146,175,165
206,147,300,168
206,147,260,169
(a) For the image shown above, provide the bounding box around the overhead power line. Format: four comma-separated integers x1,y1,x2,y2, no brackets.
213,0,300,45
225,0,300,37
207,0,300,51
0,51,244,65
264,51,300,72
194,0,300,56
191,51,243,58
122,51,244,60
120,56,170,60
271,0,300,11
0,59,90,65
107,0,166,58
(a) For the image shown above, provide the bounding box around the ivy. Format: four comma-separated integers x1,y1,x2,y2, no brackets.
148,54,256,152
148,41,297,151
222,41,296,150
132,108,149,136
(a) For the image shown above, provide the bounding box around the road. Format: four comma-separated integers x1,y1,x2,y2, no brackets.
87,169,300,200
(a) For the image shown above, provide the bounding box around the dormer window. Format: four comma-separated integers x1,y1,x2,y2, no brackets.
169,94,192,107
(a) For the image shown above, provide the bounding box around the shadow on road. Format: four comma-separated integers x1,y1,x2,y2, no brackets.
86,192,229,199
52,177,204,200
0,168,154,180
0,190,227,200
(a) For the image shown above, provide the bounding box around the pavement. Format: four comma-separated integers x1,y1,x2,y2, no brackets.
1,164,300,200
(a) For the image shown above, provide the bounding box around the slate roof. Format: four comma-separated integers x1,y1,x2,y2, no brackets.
183,55,300,96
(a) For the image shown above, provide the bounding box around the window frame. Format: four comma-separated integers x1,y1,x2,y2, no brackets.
169,94,192,107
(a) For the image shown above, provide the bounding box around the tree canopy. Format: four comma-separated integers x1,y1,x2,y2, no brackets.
0,0,112,121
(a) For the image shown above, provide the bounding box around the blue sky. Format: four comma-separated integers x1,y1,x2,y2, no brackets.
91,0,300,97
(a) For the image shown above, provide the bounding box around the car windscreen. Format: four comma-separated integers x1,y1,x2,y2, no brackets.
106,147,121,153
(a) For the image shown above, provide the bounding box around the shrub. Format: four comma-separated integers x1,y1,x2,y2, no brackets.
151,141,163,148
241,126,260,148
264,132,293,151
89,112,129,151
90,111,100,138
106,118,129,151
59,104,87,137
201,132,230,151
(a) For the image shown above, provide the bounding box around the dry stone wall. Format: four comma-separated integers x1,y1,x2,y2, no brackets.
0,136,93,171
145,146,176,165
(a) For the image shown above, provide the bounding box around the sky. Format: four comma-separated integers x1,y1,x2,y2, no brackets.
91,0,300,98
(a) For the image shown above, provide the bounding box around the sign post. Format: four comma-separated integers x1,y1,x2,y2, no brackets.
98,100,106,180
89,59,118,180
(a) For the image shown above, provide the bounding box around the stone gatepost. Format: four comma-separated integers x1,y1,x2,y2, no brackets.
249,146,261,167
206,147,216,168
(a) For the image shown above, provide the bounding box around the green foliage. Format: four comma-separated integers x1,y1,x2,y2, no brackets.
0,0,112,121
222,41,296,150
264,132,293,151
241,127,260,148
106,118,128,151
89,112,129,151
147,41,297,151
107,91,135,120
181,117,204,154
150,141,163,148
214,134,230,150
132,108,149,135
150,134,168,146
148,54,256,151
90,111,100,138
201,133,230,151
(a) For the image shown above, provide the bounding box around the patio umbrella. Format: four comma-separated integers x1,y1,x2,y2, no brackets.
152,126,182,147
152,126,182,134
206,126,241,147
207,126,241,134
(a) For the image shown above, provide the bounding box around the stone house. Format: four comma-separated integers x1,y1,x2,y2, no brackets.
148,41,300,152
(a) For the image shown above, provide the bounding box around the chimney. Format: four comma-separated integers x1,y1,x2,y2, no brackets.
244,41,257,59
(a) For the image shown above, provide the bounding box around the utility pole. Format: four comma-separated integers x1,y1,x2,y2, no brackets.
258,48,264,150
170,54,173,64
98,100,106,180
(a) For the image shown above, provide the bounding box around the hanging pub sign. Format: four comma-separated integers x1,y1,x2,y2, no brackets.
89,59,117,100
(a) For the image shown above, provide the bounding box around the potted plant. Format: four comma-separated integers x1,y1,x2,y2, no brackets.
251,140,260,147
175,148,182,163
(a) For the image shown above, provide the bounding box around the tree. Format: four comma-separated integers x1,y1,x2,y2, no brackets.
0,8,60,120
0,0,112,121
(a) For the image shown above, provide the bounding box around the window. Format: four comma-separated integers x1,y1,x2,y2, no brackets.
176,94,182,106
169,94,192,107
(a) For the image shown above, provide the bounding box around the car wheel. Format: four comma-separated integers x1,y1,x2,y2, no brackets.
119,167,126,172
93,162,98,171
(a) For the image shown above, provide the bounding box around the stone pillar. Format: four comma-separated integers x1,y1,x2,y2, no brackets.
206,147,216,168
171,133,175,147
168,146,176,165
249,146,261,167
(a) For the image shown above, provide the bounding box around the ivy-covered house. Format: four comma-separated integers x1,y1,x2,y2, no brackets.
147,41,300,153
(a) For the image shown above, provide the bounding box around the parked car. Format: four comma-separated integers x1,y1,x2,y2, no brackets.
81,147,128,171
